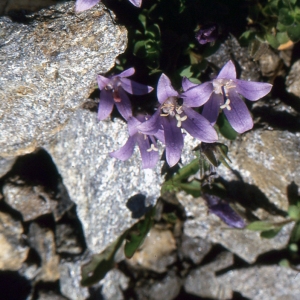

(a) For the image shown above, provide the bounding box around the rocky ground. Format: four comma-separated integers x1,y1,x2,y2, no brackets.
1,1,300,300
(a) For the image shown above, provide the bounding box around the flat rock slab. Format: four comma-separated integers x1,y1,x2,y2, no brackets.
45,108,162,254
178,192,293,264
0,1,127,157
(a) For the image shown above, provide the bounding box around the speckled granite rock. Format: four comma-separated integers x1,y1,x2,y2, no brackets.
45,108,162,254
286,59,300,98
0,1,127,157
178,192,293,263
0,157,16,178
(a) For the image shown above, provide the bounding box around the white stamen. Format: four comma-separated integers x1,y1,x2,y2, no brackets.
220,98,231,110
147,144,158,152
175,114,187,127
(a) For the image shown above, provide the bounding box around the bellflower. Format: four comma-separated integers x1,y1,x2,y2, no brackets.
200,60,272,133
75,0,142,12
138,74,218,167
110,115,164,169
97,68,153,121
195,24,218,45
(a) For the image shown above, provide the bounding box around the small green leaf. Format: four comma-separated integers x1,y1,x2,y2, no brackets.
276,31,290,44
124,210,154,259
81,235,125,286
279,8,294,26
179,66,193,78
290,221,300,242
247,221,276,231
289,243,298,252
217,114,238,140
288,205,300,220
260,227,283,239
179,180,201,197
266,33,280,49
133,40,147,58
287,24,300,42
279,259,290,267
138,13,147,28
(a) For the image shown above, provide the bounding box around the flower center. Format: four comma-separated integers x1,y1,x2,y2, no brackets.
105,78,122,102
160,96,187,127
212,79,236,111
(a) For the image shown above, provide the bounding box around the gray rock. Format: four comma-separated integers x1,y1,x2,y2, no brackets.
184,252,233,299
28,222,60,282
126,227,177,273
0,1,127,157
0,211,29,271
0,157,16,178
218,265,300,300
100,269,130,300
286,60,300,98
59,258,89,300
135,271,181,300
178,192,293,263
45,108,162,254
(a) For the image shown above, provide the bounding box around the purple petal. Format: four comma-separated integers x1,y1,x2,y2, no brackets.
127,117,141,136
235,80,272,101
120,78,153,95
97,74,111,90
128,0,142,7
157,74,178,104
181,82,213,107
110,136,136,161
217,60,236,80
162,117,184,167
182,107,218,142
223,90,253,133
182,77,198,91
137,109,161,135
98,89,114,121
201,93,223,125
114,88,133,121
136,135,159,169
116,68,135,78
75,0,100,12
154,129,165,144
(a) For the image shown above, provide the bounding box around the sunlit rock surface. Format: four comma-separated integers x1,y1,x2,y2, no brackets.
45,108,162,254
0,1,127,157
178,192,293,263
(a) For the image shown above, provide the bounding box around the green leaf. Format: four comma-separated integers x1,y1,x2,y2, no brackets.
260,227,283,238
288,205,300,220
145,24,161,39
124,210,154,259
276,31,290,44
217,113,238,140
279,259,290,267
279,8,294,26
247,221,277,231
179,180,201,197
290,221,300,242
81,235,125,286
138,13,147,28
179,66,193,78
266,33,280,49
289,243,298,252
133,40,147,58
287,24,300,42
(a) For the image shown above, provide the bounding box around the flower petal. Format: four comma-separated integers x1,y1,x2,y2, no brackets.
217,60,236,79
120,78,153,95
201,93,223,125
203,194,245,228
127,116,141,136
162,117,184,167
223,90,253,133
235,80,272,101
117,67,135,78
98,89,114,121
157,74,178,104
115,88,133,120
97,74,111,90
136,135,159,169
181,82,213,107
182,77,198,91
75,0,99,12
182,107,218,142
137,109,161,135
128,0,142,7
154,129,165,144
110,136,136,161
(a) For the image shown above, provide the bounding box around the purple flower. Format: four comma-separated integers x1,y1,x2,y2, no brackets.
203,194,246,228
201,60,272,133
195,24,218,45
75,0,142,12
97,68,153,121
138,74,218,167
110,115,164,169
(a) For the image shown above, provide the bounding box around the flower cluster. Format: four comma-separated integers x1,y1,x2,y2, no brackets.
97,61,272,169
75,0,142,12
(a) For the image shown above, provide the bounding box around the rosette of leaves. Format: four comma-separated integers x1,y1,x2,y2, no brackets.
241,0,300,50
